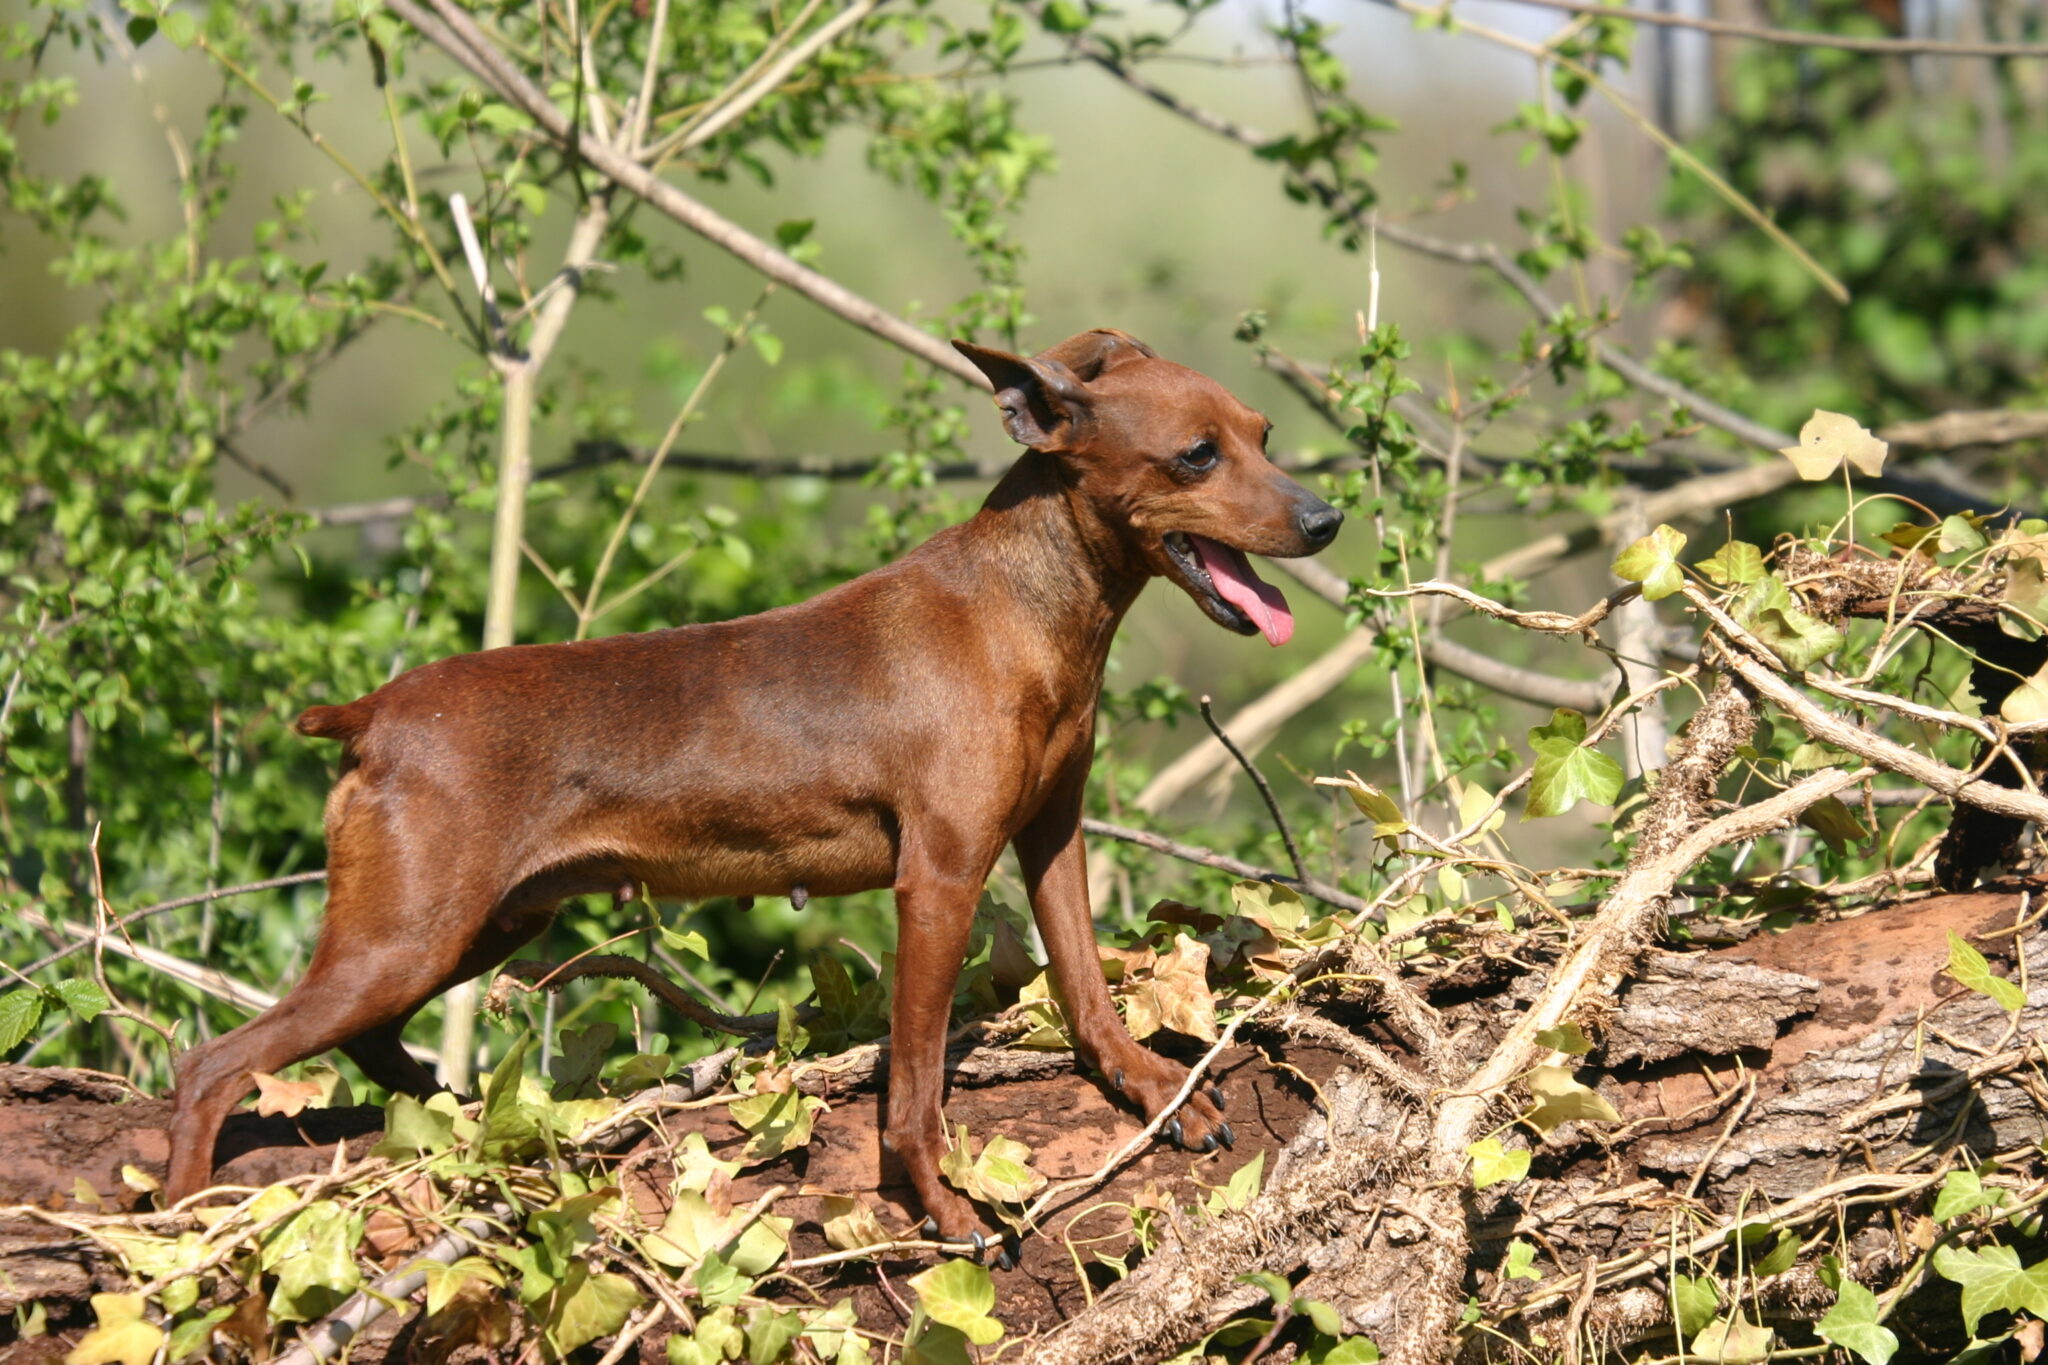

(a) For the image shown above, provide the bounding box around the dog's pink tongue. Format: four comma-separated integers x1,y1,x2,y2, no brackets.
1191,535,1295,646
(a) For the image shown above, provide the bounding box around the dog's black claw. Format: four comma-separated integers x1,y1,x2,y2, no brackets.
1113,1069,1126,1094
920,1217,939,1238
1165,1117,1184,1147
1202,1134,1220,1154
1218,1121,1236,1150
995,1236,1020,1271
973,1230,989,1257
1207,1084,1226,1111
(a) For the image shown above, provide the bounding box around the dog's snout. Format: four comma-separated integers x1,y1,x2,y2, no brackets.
1299,502,1343,547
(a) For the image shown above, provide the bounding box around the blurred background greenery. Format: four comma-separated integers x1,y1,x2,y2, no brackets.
3,0,2044,1090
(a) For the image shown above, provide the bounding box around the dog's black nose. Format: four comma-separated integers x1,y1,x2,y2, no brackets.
1299,503,1343,547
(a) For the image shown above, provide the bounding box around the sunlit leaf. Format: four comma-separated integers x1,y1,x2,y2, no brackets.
909,1259,1003,1346
1778,410,1886,480
1521,1065,1620,1133
1612,524,1687,599
1816,1280,1899,1365
1946,930,2026,1014
1466,1137,1530,1190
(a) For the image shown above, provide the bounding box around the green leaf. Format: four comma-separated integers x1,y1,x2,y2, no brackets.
1672,1274,1718,1337
264,1201,364,1322
1931,1243,2048,1335
66,1293,163,1365
1465,1137,1531,1190
1305,1338,1380,1365
1206,1151,1265,1213
1231,880,1306,932
1698,540,1766,587
1524,710,1624,819
1736,574,1845,672
694,1251,751,1308
1800,796,1870,854
160,9,200,48
745,1306,804,1365
1533,1022,1593,1055
125,15,158,46
2001,557,2048,641
1941,514,1991,555
1754,1230,1799,1277
374,1092,459,1157
1612,524,1687,599
1315,774,1409,844
1040,0,1090,33
0,990,44,1051
909,1260,1004,1346
1295,1297,1345,1337
1236,1270,1292,1304
1935,1169,2009,1223
1817,1280,1899,1365
1692,1314,1775,1362
541,1266,642,1359
1521,1065,1620,1134
1947,931,2027,1014
166,1304,234,1362
419,1256,505,1316
903,1323,973,1365
729,1088,825,1163
1503,1239,1542,1281
660,924,709,959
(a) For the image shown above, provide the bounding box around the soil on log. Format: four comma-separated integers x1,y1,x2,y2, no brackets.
2,880,2042,1363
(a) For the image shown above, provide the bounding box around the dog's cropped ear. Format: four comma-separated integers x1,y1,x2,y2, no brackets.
953,340,1089,449
1034,328,1158,383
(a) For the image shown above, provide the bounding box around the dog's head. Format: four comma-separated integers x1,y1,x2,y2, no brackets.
954,329,1341,646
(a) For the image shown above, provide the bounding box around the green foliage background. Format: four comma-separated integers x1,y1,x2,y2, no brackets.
2,0,2043,1090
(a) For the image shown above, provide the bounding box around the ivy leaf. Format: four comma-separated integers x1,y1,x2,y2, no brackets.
0,990,44,1051
419,1256,505,1316
1692,1314,1775,1362
1736,574,1844,672
1799,796,1871,854
1934,1169,2009,1224
1207,1152,1266,1214
1454,780,1506,838
1932,1243,2048,1335
1231,880,1307,933
1148,934,1218,1043
1697,540,1766,587
972,1133,1049,1203
1315,773,1409,844
1778,410,1887,480
1612,524,1687,599
264,1201,364,1322
251,1071,327,1118
812,1188,894,1252
1524,710,1624,819
2001,557,2048,641
1466,1137,1530,1190
1503,1239,1542,1281
909,1260,1004,1345
2001,664,2048,724
1941,514,1991,555
1672,1274,1719,1337
729,1088,825,1163
66,1293,163,1365
1946,931,2027,1014
540,1266,642,1359
660,924,709,959
1754,1230,1800,1277
1816,1280,1899,1365
745,1306,804,1365
1521,1065,1620,1134
1533,1022,1593,1056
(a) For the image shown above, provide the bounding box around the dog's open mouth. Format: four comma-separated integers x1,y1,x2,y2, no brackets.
1162,532,1294,646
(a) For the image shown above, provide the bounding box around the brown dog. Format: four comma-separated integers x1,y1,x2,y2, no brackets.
163,329,1340,1246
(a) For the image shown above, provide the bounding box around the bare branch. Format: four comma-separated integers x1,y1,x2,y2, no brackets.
1483,0,2048,57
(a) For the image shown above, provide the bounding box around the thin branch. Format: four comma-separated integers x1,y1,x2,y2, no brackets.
651,0,884,159
1197,695,1305,881
1486,0,2048,57
385,0,987,388
1081,818,1368,914
16,872,330,978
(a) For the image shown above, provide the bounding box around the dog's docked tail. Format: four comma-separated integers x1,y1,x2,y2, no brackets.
295,698,375,744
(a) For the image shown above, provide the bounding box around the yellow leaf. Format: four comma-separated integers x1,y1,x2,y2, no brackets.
806,1188,894,1252
65,1293,162,1365
251,1071,326,1118
2002,665,2048,724
1522,1065,1621,1134
1779,410,1887,481
1150,934,1218,1042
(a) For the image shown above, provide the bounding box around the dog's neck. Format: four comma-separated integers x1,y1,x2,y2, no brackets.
965,449,1149,663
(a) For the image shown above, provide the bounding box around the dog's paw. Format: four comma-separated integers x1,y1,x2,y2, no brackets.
1106,1053,1233,1153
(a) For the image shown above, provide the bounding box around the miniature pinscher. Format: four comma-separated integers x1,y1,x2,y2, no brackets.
164,329,1342,1251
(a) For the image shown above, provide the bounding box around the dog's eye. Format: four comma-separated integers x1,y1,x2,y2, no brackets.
1179,440,1219,471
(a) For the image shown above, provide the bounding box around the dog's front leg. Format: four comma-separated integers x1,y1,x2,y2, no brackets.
881,838,985,1241
1014,776,1232,1152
